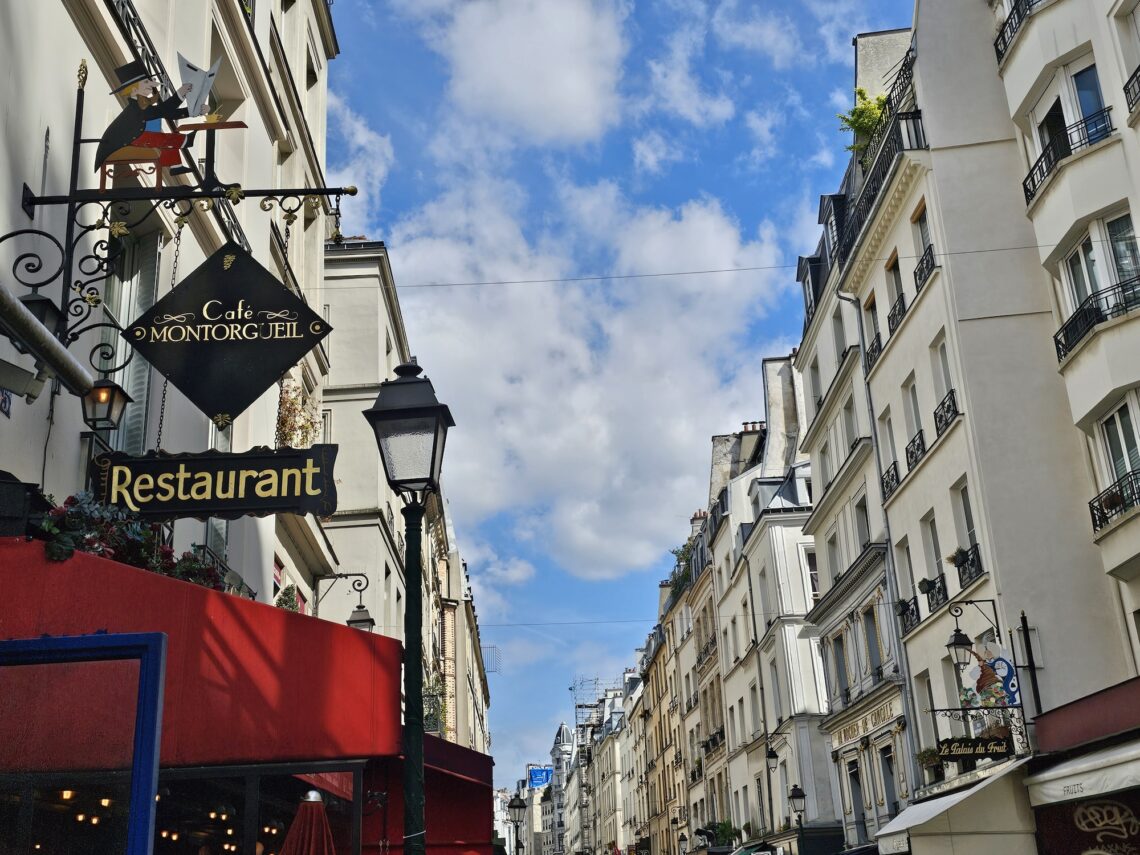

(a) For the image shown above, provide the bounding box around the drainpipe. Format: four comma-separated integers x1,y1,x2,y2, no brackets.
836,289,924,796
741,556,776,837
0,283,93,400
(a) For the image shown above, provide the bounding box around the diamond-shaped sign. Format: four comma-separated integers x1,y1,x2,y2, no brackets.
123,242,331,427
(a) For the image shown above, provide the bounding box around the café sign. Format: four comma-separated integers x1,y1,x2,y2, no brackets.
124,242,331,427
92,445,338,520
938,736,1013,763
832,698,900,749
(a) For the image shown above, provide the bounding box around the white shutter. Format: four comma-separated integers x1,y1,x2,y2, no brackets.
115,234,160,454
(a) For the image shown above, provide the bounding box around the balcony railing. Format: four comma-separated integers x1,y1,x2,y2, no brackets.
956,543,985,588
919,572,949,612
1090,468,1140,532
888,293,907,334
191,544,256,598
858,48,917,173
934,389,959,437
905,429,926,471
881,461,900,501
838,111,928,266
696,635,718,670
914,243,936,292
896,595,920,635
994,0,1047,61
865,332,883,374
1023,107,1114,204
1054,277,1140,360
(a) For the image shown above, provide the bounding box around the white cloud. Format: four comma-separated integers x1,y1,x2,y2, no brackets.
327,91,395,238
644,26,735,127
806,0,871,65
806,136,836,170
394,0,629,146
742,107,783,167
632,130,684,175
390,176,792,580
829,87,851,111
710,0,803,69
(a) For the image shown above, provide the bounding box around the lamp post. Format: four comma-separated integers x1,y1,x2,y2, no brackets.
80,377,132,431
363,360,454,855
678,832,688,855
508,794,527,855
788,785,805,853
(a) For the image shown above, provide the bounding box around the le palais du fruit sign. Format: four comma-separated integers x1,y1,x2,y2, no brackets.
93,446,338,521
124,242,331,429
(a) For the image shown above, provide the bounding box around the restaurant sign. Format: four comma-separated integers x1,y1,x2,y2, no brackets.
937,736,1013,763
92,445,338,520
123,242,331,428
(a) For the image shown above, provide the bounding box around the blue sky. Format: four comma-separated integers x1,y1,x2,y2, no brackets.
325,0,909,786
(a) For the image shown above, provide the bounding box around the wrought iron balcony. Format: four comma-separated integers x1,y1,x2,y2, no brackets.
838,111,928,266
914,243,936,292
934,389,959,437
919,572,949,612
994,0,1046,62
858,49,916,173
887,293,907,334
1128,65,1140,114
896,595,920,635
1054,277,1140,360
1023,107,1114,204
865,332,884,374
881,461,900,501
956,543,985,588
905,429,926,471
1090,469,1140,532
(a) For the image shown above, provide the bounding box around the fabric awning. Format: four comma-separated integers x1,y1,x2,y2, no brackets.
1025,738,1140,805
875,758,1029,852
727,844,763,855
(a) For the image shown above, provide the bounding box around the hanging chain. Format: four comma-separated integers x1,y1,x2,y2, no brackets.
154,218,185,450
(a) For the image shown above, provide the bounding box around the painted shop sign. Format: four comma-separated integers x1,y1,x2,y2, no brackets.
92,445,338,520
832,698,900,749
937,736,1013,762
123,242,331,428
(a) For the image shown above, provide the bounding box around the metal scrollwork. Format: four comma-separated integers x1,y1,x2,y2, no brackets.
81,325,134,375
0,228,66,290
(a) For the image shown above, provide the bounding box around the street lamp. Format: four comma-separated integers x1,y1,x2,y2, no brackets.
508,794,527,855
946,625,974,670
678,832,688,855
766,747,778,774
80,377,132,431
363,360,454,855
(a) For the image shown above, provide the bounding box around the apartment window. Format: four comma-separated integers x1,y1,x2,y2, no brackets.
809,358,822,407
833,633,849,698
903,376,922,438
820,442,831,485
1063,213,1140,311
921,513,942,579
321,409,332,445
769,661,782,719
915,206,931,253
879,410,898,464
887,253,904,302
832,309,846,358
931,334,953,398
1065,235,1101,306
731,618,740,660
1101,399,1140,481
728,707,737,748
848,760,867,840
865,294,881,338
842,396,857,449
804,549,820,604
854,495,870,549
954,481,978,547
826,532,841,584
863,608,882,676
104,233,160,454
880,745,898,814
897,539,916,597
749,685,760,737
779,762,790,824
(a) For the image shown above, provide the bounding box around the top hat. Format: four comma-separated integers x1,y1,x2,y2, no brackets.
110,60,151,94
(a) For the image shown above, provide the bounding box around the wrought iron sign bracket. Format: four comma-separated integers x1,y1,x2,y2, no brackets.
315,571,370,609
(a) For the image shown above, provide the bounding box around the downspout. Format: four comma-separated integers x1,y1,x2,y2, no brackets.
835,288,925,796
0,283,94,399
742,555,775,838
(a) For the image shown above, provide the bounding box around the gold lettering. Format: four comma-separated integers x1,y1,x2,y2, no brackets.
150,326,170,342
176,465,192,500
190,472,212,500
215,471,237,500
134,473,154,503
302,459,322,496
255,470,278,498
203,300,223,320
230,323,243,340
280,468,301,495
238,469,259,498
243,323,258,338
155,473,175,501
109,465,139,511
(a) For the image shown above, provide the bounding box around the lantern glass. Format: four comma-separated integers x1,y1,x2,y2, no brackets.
81,379,132,431
766,748,778,773
789,785,806,815
373,415,439,493
346,604,376,632
508,795,527,825
678,834,688,855
947,627,974,669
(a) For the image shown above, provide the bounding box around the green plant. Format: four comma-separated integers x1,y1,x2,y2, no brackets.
37,492,225,590
916,747,943,769
946,547,970,566
712,820,739,847
741,821,753,840
275,583,299,612
837,87,888,153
